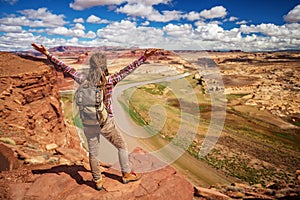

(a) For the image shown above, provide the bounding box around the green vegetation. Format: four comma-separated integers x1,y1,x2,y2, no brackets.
60,93,74,125
74,114,83,129
274,132,295,140
60,93,83,129
119,100,148,127
0,137,16,145
203,149,294,185
121,74,300,185
226,93,249,101
139,84,167,95
293,121,300,127
60,93,87,150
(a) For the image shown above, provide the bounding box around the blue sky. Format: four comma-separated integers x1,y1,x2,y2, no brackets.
0,0,299,51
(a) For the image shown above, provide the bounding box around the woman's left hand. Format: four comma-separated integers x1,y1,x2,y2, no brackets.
144,48,160,59
31,43,49,56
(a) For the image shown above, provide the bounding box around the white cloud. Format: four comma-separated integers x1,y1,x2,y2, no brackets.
229,16,238,21
70,0,126,10
141,21,150,26
48,27,70,36
47,26,96,39
194,20,206,27
72,23,85,30
195,23,226,41
284,4,300,23
236,20,248,25
0,24,23,33
161,10,182,21
163,23,193,37
0,31,36,51
86,31,97,38
19,8,67,27
199,6,227,19
127,0,171,6
86,15,110,24
145,10,182,22
69,0,171,10
108,0,179,22
96,20,164,47
74,18,84,23
28,28,46,34
185,11,201,21
0,16,42,27
240,23,300,39
0,8,67,28
116,3,154,17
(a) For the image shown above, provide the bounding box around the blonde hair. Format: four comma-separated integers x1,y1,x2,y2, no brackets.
86,53,108,89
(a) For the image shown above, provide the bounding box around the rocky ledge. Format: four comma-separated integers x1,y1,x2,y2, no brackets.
0,147,194,200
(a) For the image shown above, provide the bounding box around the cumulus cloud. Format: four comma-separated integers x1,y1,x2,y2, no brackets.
199,6,227,19
85,31,97,38
96,20,164,47
141,21,150,26
116,1,180,22
74,18,84,23
70,0,171,10
0,29,72,51
116,3,154,17
86,15,110,24
147,10,182,22
0,31,36,51
229,16,238,21
70,0,126,10
163,23,193,37
71,1,225,23
185,11,201,21
0,16,45,27
72,23,85,30
236,20,248,25
47,26,96,39
284,4,300,23
240,23,300,39
0,8,67,28
184,6,227,22
0,24,23,33
19,8,67,26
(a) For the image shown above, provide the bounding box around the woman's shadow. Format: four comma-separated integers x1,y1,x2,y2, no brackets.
32,164,121,190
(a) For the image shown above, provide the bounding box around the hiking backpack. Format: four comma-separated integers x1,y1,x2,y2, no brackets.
75,80,108,126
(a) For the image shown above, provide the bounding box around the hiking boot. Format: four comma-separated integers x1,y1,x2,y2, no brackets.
94,177,104,190
122,171,142,184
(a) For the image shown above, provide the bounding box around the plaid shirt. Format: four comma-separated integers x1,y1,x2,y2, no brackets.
48,54,147,116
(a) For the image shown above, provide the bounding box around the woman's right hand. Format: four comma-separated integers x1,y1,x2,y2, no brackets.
31,43,50,56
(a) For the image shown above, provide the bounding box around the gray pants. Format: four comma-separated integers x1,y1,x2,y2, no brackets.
84,117,130,181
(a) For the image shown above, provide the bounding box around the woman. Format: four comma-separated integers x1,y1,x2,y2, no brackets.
32,43,158,190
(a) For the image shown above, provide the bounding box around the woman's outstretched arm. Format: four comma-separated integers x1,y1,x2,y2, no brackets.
31,43,83,84
109,48,160,85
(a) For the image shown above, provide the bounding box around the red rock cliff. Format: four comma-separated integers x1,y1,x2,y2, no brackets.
0,52,85,167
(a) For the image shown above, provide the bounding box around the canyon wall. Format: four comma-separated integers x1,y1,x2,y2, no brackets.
0,52,86,168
